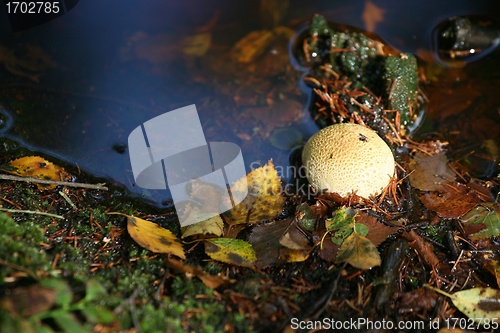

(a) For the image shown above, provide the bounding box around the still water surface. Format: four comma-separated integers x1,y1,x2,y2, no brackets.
0,0,498,206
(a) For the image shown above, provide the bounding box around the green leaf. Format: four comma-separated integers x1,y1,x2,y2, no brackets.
325,207,356,231
81,306,116,324
297,203,316,232
335,232,381,269
39,279,72,308
205,238,256,268
461,204,500,239
354,223,369,236
51,310,87,333
84,279,107,302
425,285,500,322
331,225,353,245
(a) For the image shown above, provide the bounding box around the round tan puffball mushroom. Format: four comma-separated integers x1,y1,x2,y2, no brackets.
302,123,395,198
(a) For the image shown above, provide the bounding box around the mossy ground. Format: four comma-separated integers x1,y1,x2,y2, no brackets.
0,165,260,332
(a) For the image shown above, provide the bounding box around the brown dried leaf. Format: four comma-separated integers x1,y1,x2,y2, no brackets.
409,151,456,192
164,258,233,289
0,285,56,317
279,224,312,251
248,218,293,268
420,182,479,219
355,211,398,246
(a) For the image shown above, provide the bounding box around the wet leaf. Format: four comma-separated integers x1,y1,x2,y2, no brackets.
224,160,284,225
409,152,456,191
426,285,500,321
248,218,293,268
279,248,310,263
362,0,385,32
181,214,224,238
460,203,500,239
205,238,256,268
1,156,72,189
335,232,381,270
420,182,479,219
325,207,356,232
296,203,317,232
355,212,398,246
325,207,356,245
126,216,185,259
279,224,311,251
182,32,211,57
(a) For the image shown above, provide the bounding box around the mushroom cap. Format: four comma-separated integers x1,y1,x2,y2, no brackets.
302,123,395,198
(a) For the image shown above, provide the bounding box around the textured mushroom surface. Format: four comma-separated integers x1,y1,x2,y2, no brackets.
302,123,395,198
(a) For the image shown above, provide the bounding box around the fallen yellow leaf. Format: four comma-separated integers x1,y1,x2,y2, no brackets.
224,160,284,225
205,238,256,268
2,156,72,189
126,215,185,259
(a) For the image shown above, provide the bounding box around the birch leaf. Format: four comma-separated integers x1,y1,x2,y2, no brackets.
205,238,256,268
335,232,381,269
126,216,185,259
426,285,500,322
1,156,72,189
181,214,224,238
224,160,284,225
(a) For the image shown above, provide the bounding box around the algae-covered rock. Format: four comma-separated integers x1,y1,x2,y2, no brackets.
297,14,424,140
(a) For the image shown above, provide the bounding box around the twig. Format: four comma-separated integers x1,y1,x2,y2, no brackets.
0,208,64,219
0,174,108,190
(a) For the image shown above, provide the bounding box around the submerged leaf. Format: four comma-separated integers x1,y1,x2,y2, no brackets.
426,285,500,321
224,160,284,225
181,214,224,238
409,151,455,192
205,238,256,268
1,156,72,189
335,232,381,269
126,216,185,259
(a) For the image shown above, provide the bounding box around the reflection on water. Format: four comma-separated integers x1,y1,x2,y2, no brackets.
0,0,498,206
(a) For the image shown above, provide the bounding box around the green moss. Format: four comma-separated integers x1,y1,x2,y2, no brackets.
383,54,419,126
0,212,50,281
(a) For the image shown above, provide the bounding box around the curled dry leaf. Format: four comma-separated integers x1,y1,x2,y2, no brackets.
126,215,185,259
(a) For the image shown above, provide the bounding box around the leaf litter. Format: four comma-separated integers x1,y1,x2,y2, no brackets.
2,10,500,332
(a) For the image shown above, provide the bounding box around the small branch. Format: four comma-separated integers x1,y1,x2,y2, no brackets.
0,174,108,190
0,208,64,219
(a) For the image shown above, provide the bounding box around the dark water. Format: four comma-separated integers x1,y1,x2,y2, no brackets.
0,0,498,206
